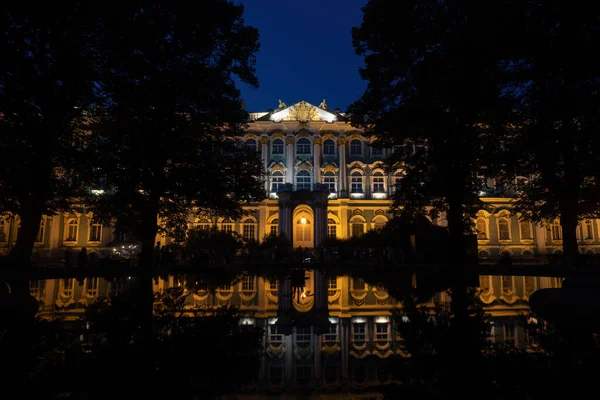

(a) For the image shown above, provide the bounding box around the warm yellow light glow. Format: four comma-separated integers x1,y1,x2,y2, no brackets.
300,217,307,224
301,290,307,299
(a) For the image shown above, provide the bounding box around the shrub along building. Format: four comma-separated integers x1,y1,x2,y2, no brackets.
0,99,597,260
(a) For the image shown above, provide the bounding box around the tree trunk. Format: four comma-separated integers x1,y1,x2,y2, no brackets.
10,196,44,267
560,204,579,262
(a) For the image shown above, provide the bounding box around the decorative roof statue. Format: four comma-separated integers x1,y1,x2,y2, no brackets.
319,98,328,109
277,99,286,110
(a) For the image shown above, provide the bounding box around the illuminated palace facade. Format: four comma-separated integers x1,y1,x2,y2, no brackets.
1,99,600,258
31,272,563,395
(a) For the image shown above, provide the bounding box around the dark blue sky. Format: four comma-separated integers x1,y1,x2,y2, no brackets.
235,0,368,113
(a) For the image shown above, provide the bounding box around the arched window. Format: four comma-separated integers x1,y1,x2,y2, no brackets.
373,216,387,230
296,170,311,191
36,219,45,243
323,139,335,155
89,220,102,242
350,139,362,155
551,220,562,240
243,218,256,241
245,139,257,151
272,138,284,154
519,221,532,240
66,220,78,241
372,171,385,193
323,171,336,192
296,138,311,154
327,218,337,239
242,219,256,241
584,220,594,240
351,218,364,237
195,218,211,231
271,171,284,192
270,218,278,236
476,218,487,240
498,218,510,240
351,171,363,193
220,218,234,234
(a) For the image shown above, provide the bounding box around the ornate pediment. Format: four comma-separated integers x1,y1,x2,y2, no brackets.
270,101,339,123
321,162,339,173
268,161,286,172
295,159,313,171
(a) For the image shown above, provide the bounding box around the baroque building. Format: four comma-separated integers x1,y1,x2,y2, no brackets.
2,99,600,259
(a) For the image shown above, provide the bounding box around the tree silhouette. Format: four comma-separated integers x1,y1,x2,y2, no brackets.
493,1,600,260
88,0,263,333
0,2,100,264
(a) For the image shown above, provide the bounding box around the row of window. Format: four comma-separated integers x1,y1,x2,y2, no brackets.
476,217,595,242
0,219,103,243
270,170,400,194
246,138,385,157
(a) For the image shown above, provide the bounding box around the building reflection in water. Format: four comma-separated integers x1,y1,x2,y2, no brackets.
29,270,563,394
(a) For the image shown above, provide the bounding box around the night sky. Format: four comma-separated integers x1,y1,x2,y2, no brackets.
234,0,368,113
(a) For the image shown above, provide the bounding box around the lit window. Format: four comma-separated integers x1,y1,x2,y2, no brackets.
551,221,562,240
270,219,278,236
477,218,487,239
296,327,312,345
89,220,102,242
498,218,510,240
61,279,74,297
372,171,385,193
243,219,256,241
296,138,311,154
373,217,387,230
242,275,255,292
351,171,363,193
36,219,45,243
327,218,337,239
66,220,78,241
328,276,337,296
323,324,338,343
375,322,390,342
352,322,366,342
271,171,284,192
584,220,594,240
350,139,362,155
323,139,335,155
272,139,284,154
520,221,532,240
220,219,234,234
323,171,336,192
85,278,99,296
195,218,211,231
352,222,364,237
296,170,311,191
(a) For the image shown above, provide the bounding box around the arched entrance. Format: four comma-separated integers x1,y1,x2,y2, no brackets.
293,206,314,248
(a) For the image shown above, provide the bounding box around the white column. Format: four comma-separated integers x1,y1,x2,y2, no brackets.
286,136,295,184
338,138,347,194
261,136,269,194
314,137,322,183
